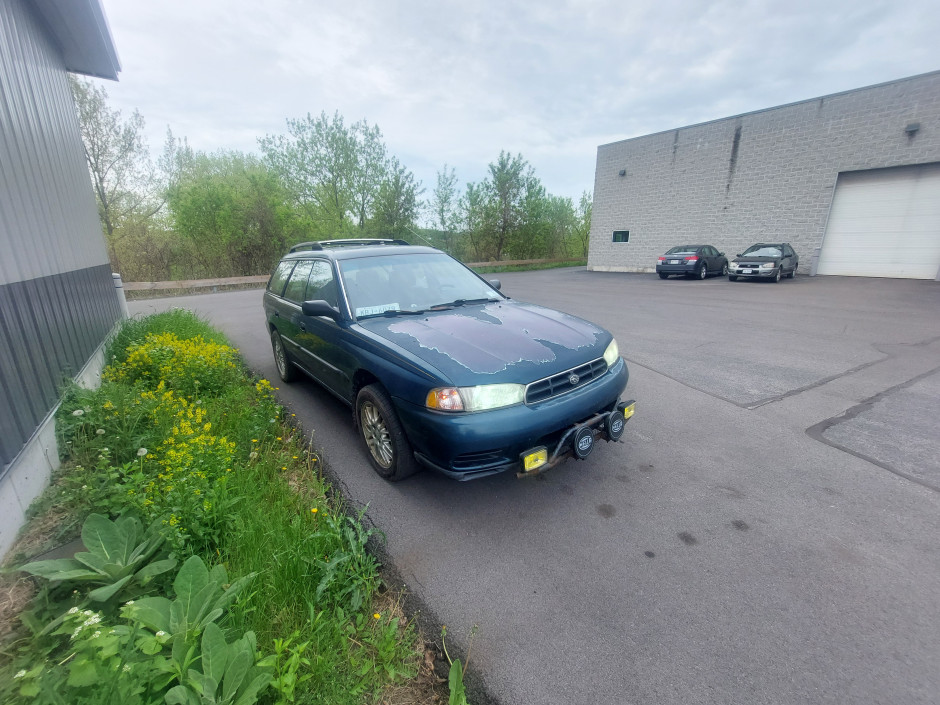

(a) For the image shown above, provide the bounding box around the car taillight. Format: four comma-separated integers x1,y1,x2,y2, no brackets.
657,256,665,261
684,256,699,261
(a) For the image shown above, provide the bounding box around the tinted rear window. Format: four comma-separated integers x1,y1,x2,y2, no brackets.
268,260,295,296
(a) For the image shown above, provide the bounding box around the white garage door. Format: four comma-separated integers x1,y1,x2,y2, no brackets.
816,163,940,279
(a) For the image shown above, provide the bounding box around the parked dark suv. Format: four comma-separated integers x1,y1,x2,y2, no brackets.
263,239,633,481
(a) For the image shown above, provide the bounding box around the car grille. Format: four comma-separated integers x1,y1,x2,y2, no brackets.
525,357,608,405
452,449,509,470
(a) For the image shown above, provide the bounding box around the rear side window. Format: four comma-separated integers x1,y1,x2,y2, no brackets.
283,260,314,303
268,260,295,296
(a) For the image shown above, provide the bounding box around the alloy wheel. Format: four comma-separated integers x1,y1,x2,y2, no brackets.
360,401,393,469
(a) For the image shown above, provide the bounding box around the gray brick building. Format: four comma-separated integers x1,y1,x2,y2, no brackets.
588,71,940,279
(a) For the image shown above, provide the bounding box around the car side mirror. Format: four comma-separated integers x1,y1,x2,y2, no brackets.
718,252,725,257
736,253,742,257
301,299,341,319
488,279,502,290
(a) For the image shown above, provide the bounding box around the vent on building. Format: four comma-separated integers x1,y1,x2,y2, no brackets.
612,230,630,243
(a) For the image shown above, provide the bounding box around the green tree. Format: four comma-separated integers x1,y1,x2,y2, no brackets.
573,191,593,257
370,158,423,238
167,151,299,277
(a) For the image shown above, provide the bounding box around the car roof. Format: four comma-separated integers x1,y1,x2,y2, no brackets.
280,240,442,262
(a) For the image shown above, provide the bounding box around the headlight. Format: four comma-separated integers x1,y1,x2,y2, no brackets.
426,383,525,412
760,262,776,268
603,338,620,368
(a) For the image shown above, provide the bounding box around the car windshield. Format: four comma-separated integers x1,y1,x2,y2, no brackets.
665,246,699,255
742,245,782,257
339,252,502,319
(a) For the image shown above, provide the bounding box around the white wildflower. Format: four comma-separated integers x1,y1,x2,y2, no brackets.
67,606,79,615
14,669,27,679
137,448,148,457
156,630,167,637
96,428,105,435
71,409,84,417
123,664,131,672
91,630,101,638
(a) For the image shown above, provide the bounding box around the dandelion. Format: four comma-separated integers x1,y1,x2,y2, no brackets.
71,409,84,417
373,613,381,620
310,507,318,514
277,437,282,441
96,428,105,435
14,669,27,679
137,448,148,457
251,439,258,443
249,451,258,460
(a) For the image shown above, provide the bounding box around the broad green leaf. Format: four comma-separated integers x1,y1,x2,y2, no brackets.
187,582,222,625
88,573,133,602
201,622,229,683
72,551,111,575
166,685,200,705
449,659,467,705
232,672,274,705
174,556,211,612
135,557,177,583
81,513,126,562
126,596,171,633
221,641,252,704
211,573,256,614
197,607,224,630
66,657,99,687
19,558,99,581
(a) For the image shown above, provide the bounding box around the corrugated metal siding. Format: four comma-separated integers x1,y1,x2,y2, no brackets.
0,0,110,285
0,0,121,469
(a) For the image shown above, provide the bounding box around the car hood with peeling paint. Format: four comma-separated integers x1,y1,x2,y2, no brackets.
356,300,611,386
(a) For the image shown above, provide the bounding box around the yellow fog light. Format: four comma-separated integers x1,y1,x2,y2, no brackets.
522,447,548,472
621,401,636,421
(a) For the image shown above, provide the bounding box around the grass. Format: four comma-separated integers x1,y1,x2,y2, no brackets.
0,310,441,705
470,259,586,273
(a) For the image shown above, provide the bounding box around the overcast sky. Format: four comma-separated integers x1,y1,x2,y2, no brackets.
96,0,939,216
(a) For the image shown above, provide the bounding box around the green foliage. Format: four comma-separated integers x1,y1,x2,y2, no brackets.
19,513,176,605
164,623,271,705
106,309,230,367
442,625,477,705
7,312,422,705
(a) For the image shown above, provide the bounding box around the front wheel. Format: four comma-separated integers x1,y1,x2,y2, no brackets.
721,262,729,276
355,384,418,481
270,329,296,383
773,268,782,283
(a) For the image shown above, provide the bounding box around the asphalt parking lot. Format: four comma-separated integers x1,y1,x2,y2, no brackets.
130,269,940,705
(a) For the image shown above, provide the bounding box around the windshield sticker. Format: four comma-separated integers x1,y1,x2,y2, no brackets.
356,303,400,317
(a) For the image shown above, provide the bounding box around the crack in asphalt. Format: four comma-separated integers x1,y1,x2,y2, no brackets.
804,365,940,494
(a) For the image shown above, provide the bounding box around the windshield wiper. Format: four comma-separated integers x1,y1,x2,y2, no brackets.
357,308,426,320
429,297,499,310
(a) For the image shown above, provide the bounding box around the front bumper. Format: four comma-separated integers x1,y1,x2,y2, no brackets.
395,357,629,480
729,265,778,278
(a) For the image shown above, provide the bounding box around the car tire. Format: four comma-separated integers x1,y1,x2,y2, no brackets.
721,262,729,276
270,329,296,383
658,272,669,279
773,268,782,283
729,275,737,282
698,263,707,280
355,384,418,482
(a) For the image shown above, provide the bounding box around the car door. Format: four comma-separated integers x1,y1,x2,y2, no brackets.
295,260,354,398
784,244,798,273
704,246,718,272
278,259,315,366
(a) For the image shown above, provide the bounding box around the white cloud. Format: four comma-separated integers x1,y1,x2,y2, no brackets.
97,0,940,202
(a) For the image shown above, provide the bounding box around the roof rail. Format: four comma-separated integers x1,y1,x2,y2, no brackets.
289,238,410,253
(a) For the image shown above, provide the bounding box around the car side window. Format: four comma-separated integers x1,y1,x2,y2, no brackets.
785,245,794,257
268,260,295,297
305,260,338,307
283,260,314,304
706,246,716,256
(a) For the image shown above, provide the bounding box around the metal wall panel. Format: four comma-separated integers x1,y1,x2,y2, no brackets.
0,264,120,467
0,0,121,470
0,0,110,286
